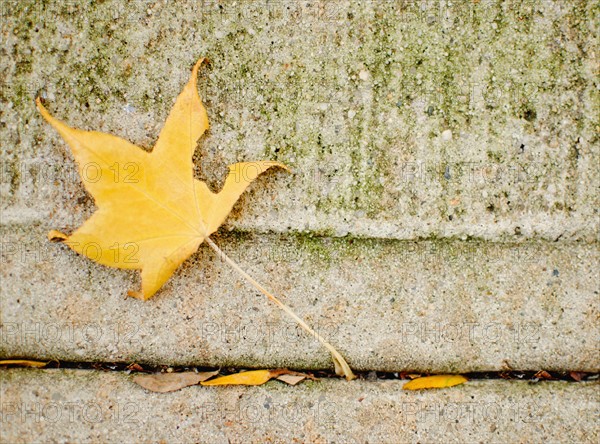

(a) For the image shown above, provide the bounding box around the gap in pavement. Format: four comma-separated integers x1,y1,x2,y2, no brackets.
1,360,597,383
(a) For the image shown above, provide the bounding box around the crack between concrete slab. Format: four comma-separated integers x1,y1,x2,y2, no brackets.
1,360,598,383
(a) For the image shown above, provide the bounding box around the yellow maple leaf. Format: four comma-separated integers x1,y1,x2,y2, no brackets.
37,58,285,300
37,57,355,381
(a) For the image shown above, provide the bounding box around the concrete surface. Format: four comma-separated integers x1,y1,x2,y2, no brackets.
1,226,599,372
1,0,598,241
0,0,599,373
1,369,598,443
1,1,599,442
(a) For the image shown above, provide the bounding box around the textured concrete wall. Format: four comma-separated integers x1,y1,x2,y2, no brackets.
1,1,599,373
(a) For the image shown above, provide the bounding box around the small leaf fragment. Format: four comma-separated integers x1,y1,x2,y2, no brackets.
126,363,144,372
570,371,586,382
134,370,219,393
403,374,468,391
0,360,49,368
534,370,552,380
195,371,221,380
276,374,307,385
47,230,67,242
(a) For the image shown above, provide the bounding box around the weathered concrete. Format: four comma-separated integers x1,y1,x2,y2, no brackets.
1,0,599,372
1,2,598,441
1,225,598,372
1,0,598,241
1,369,598,443
1,0,599,374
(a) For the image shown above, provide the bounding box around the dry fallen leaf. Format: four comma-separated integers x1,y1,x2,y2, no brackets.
275,373,308,385
403,374,468,390
38,57,355,380
126,363,144,372
0,359,49,368
134,370,219,393
534,370,553,380
37,58,285,300
201,370,275,386
201,369,310,386
570,371,586,382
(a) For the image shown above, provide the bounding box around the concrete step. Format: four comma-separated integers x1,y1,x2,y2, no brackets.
1,369,598,443
1,0,598,242
2,224,598,372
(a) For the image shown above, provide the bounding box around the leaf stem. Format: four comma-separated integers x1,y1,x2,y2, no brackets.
204,236,355,381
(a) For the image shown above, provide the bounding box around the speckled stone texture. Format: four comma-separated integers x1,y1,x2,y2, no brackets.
1,1,599,441
1,0,598,370
1,227,599,372
0,0,600,443
1,1,598,240
1,369,599,443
